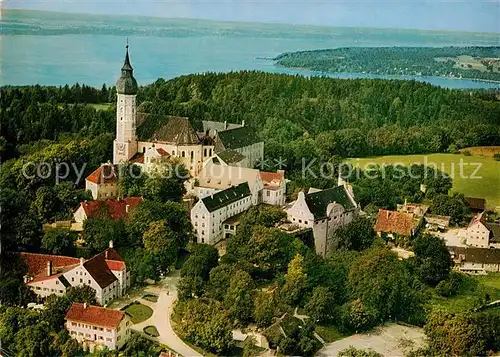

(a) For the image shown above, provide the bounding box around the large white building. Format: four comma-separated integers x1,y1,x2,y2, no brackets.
191,182,253,244
286,184,358,256
21,242,130,305
188,160,287,244
65,302,131,351
112,45,263,177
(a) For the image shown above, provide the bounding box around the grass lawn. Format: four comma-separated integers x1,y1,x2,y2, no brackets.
349,153,500,209
430,273,500,313
143,325,160,337
315,325,346,343
89,103,112,111
143,294,159,303
124,301,153,324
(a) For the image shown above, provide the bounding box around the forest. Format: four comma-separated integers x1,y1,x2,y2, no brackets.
275,46,500,82
1,73,500,356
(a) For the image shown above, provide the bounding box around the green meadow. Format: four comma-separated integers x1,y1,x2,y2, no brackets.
349,153,500,210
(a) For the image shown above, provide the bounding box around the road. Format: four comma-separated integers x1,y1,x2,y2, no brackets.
118,271,202,357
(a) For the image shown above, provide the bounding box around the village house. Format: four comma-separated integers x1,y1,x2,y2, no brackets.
85,163,119,200
65,302,131,351
20,242,130,305
451,247,500,274
260,170,286,206
191,182,253,244
285,183,358,257
112,45,263,176
396,201,429,218
73,197,143,224
374,209,421,238
397,200,451,232
464,196,486,213
465,211,500,248
424,214,451,231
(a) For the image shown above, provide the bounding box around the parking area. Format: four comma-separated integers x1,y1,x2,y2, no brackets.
316,323,426,357
433,228,467,247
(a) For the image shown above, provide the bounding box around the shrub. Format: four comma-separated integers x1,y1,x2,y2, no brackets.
435,272,462,297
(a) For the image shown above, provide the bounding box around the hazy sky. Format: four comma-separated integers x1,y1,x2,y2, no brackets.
5,0,500,33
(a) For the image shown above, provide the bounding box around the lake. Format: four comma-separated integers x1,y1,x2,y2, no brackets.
2,10,499,89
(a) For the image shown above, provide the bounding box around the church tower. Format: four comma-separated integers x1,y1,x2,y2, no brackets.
113,44,138,164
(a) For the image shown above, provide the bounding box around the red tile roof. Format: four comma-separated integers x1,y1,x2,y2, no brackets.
106,260,126,271
80,197,143,221
156,148,170,157
260,171,285,186
130,152,145,164
20,252,81,276
65,303,125,328
374,209,417,236
20,248,126,289
86,164,118,185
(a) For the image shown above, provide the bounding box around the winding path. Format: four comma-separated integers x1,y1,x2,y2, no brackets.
124,272,202,357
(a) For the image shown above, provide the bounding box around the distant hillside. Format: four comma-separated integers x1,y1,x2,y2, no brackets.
275,47,500,82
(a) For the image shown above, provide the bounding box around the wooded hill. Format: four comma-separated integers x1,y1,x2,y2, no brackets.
275,46,500,82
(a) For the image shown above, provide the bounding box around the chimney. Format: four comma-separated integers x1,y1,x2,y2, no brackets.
83,302,88,309
80,257,84,266
126,204,130,213
109,240,114,249
46,261,52,276
386,210,390,219
241,120,245,127
105,250,108,259
224,121,227,130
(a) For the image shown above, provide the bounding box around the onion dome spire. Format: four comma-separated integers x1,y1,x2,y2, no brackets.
116,41,138,95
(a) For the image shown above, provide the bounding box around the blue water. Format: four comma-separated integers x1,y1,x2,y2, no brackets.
2,10,499,89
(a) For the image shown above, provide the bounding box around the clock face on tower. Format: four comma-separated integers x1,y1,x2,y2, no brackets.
116,143,126,155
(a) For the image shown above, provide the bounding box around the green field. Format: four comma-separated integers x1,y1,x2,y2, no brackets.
350,153,500,210
89,103,112,111
430,273,500,313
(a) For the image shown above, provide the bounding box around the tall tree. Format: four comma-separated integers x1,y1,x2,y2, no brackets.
412,234,452,286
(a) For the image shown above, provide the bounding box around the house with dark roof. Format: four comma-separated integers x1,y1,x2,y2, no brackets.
191,182,253,244
21,241,130,305
214,126,264,168
74,197,143,224
215,149,248,167
451,246,500,274
464,197,486,213
65,302,131,351
466,212,500,248
111,45,261,177
285,184,358,256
